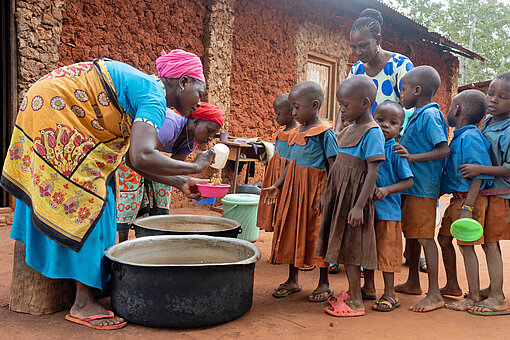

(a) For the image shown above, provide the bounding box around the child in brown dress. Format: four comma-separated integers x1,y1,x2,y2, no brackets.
317,75,385,317
257,94,298,232
264,81,338,302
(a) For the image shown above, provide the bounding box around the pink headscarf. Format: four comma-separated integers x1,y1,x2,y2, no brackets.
155,49,206,84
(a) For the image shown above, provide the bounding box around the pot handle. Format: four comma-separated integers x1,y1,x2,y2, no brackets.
223,204,238,216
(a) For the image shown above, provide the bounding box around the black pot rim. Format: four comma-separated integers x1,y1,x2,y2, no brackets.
104,235,261,268
132,214,241,233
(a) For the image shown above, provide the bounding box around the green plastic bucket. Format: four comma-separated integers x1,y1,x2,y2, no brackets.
222,194,260,242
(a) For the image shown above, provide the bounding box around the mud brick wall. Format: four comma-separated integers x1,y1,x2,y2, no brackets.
15,0,65,103
58,0,209,74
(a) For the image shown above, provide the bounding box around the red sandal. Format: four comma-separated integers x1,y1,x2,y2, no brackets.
324,301,365,317
328,291,350,305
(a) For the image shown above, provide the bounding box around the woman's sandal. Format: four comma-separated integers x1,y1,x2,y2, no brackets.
65,310,127,330
324,300,365,317
372,296,401,312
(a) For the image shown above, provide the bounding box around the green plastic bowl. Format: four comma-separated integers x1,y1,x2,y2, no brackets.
450,218,483,242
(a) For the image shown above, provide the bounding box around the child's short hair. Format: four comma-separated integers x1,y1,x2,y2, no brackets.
291,81,324,107
404,65,441,98
273,93,291,111
374,101,405,124
495,72,510,85
456,90,486,125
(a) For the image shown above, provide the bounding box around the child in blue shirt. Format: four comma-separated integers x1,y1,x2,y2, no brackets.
362,101,414,312
318,75,385,317
437,90,493,311
393,66,450,312
458,72,510,316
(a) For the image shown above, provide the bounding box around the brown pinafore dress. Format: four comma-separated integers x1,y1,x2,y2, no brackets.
316,122,384,270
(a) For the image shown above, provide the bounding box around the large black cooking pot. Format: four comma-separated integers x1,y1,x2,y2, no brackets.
132,215,241,238
104,235,261,328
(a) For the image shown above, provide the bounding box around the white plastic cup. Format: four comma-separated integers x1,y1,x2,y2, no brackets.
211,143,229,169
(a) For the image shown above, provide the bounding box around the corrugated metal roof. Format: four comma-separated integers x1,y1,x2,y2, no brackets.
458,79,491,92
352,0,486,61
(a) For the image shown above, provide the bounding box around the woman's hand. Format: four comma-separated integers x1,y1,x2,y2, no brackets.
181,178,210,199
374,187,390,201
393,142,414,162
262,186,279,204
348,206,363,227
459,164,483,178
193,148,215,171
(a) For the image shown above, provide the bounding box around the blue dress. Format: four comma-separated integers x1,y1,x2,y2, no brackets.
317,122,385,269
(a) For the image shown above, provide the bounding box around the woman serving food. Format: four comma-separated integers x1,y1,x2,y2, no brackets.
1,49,215,330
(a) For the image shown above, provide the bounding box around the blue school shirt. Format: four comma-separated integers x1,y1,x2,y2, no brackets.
400,103,448,199
288,129,338,169
338,127,385,161
375,138,414,221
275,136,291,160
442,125,493,194
105,60,166,131
482,116,510,199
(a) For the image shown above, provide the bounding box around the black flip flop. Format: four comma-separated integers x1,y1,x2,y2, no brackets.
272,285,302,298
309,288,334,302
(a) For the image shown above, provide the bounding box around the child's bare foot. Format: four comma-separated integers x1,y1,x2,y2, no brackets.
409,294,445,312
395,282,422,295
446,298,478,311
468,297,508,313
440,284,463,297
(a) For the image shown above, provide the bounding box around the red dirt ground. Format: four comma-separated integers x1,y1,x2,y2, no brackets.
1,198,510,339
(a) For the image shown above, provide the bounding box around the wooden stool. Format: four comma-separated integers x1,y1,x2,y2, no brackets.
10,240,75,315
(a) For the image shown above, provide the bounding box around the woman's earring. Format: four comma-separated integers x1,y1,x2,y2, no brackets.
179,86,184,91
